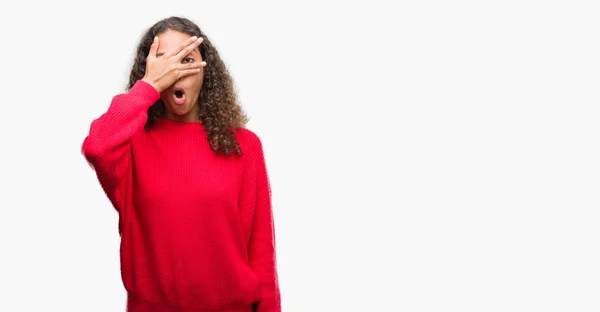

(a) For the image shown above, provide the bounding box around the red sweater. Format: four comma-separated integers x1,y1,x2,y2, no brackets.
81,80,281,312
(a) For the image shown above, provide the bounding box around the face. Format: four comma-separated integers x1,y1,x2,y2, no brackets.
156,29,204,122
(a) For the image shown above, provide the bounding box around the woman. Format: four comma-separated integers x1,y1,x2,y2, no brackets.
81,16,281,312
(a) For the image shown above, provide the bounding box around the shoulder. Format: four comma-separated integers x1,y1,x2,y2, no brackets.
235,127,263,147
234,127,266,159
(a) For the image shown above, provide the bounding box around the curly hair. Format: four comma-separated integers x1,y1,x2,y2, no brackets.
127,16,248,157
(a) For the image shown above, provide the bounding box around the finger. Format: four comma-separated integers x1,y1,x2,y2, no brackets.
174,62,206,78
177,62,206,71
177,67,203,79
165,35,198,58
148,36,159,59
174,37,203,61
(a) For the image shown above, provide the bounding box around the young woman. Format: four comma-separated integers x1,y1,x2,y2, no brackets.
81,16,281,312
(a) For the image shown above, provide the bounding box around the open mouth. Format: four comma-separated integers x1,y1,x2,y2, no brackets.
172,88,186,105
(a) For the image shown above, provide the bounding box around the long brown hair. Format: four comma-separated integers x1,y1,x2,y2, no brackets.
127,16,248,157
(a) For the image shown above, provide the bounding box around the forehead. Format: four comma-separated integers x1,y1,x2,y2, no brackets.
157,29,196,54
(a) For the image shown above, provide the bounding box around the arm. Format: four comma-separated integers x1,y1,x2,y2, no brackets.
82,35,205,218
247,135,282,312
81,80,160,215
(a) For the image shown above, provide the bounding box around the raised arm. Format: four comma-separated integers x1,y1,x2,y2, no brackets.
81,80,160,214
82,34,206,216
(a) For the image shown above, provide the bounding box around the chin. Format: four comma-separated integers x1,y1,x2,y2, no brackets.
170,107,192,116
165,102,198,121
170,104,190,115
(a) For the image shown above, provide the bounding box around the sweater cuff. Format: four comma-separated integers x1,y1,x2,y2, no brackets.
130,80,161,102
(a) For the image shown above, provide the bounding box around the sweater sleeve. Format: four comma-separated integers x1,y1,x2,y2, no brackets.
247,135,282,312
81,80,160,217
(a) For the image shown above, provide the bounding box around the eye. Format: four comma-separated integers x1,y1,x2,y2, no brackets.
183,57,195,63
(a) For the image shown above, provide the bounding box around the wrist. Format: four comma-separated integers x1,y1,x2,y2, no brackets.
141,77,161,93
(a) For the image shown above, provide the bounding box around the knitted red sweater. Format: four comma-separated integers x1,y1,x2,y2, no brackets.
81,80,281,312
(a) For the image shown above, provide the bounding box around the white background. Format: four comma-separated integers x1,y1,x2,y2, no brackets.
0,1,599,311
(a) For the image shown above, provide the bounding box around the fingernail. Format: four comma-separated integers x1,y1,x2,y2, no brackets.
191,36,197,40
153,36,158,42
